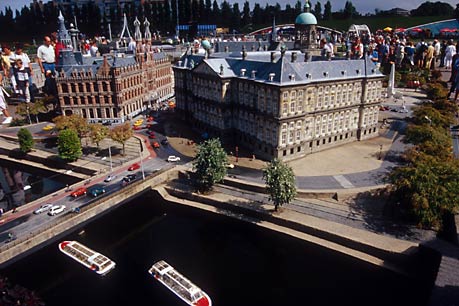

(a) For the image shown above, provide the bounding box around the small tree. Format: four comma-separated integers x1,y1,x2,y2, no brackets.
110,123,133,156
90,123,109,149
58,129,82,162
53,114,91,144
192,138,228,192
17,128,34,153
262,158,297,211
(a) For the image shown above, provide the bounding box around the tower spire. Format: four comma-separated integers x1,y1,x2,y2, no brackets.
305,0,311,13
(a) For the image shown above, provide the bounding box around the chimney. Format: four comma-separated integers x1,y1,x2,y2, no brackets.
271,51,276,63
240,68,246,77
268,73,275,82
304,52,311,62
251,70,256,78
220,64,224,75
291,52,297,63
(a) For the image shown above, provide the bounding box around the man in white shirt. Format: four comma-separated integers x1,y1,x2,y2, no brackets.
37,36,56,74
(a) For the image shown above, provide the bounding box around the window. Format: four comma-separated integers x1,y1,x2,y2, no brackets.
290,102,295,113
296,130,301,141
283,91,289,102
282,103,288,115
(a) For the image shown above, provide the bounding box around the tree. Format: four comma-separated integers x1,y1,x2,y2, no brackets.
389,153,459,244
192,138,228,192
110,123,133,156
343,1,358,19
17,128,34,153
90,124,109,149
262,158,297,211
313,1,322,20
323,1,332,20
58,129,82,162
53,114,90,144
241,1,251,28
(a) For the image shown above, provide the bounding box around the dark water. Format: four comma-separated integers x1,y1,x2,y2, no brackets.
1,192,432,306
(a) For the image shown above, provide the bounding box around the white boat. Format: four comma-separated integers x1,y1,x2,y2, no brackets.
148,260,212,306
58,241,116,276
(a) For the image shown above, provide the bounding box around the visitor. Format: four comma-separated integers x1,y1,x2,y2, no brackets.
0,73,13,124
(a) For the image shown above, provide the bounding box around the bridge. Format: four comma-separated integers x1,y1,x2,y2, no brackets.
249,23,342,36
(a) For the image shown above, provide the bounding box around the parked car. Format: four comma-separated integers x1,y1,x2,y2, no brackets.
134,119,144,126
133,125,142,130
89,187,106,197
227,163,235,169
147,116,154,122
128,163,140,171
104,175,116,182
42,124,54,131
152,141,160,148
161,139,169,145
121,174,137,186
70,187,87,197
48,205,66,216
167,155,181,162
33,203,53,214
149,134,156,139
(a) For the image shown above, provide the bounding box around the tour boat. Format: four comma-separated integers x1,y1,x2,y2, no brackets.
148,260,212,306
58,241,116,276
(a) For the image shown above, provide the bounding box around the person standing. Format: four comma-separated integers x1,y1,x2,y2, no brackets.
0,74,13,124
11,59,31,103
444,40,456,69
1,44,13,77
37,36,56,75
425,42,435,70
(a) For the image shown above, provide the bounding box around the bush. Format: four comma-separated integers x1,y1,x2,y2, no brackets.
426,83,448,100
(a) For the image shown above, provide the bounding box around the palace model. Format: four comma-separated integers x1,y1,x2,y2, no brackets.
55,13,173,123
174,1,384,161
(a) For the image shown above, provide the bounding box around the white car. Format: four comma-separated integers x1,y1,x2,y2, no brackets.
167,156,181,162
104,175,116,182
33,203,53,214
227,163,235,169
48,205,66,216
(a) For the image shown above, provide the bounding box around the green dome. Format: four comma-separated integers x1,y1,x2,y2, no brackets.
295,12,317,25
201,40,211,50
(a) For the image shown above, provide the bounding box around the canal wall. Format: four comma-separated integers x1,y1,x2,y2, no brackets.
155,181,427,277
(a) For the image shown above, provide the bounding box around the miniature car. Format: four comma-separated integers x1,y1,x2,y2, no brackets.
149,134,156,139
167,156,181,162
121,174,137,186
128,163,140,171
104,175,116,182
147,116,154,122
227,163,235,169
89,187,106,197
134,119,144,126
48,205,66,216
70,187,87,197
152,141,160,148
33,203,53,214
42,125,54,131
161,139,169,145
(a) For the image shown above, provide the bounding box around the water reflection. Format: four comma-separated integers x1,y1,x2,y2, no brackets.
0,167,65,213
1,192,432,306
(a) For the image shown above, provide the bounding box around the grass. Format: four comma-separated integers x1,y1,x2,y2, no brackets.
320,15,453,32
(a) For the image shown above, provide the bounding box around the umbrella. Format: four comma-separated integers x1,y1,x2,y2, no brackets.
440,28,453,32
410,28,423,32
395,28,406,33
383,27,393,32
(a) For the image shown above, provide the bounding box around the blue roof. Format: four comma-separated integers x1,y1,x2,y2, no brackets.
407,19,459,36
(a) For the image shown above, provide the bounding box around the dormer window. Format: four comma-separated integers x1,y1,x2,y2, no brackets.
356,69,361,74
251,70,256,78
289,74,296,81
240,68,246,77
268,73,275,82
306,73,312,79
341,70,346,75
323,72,328,77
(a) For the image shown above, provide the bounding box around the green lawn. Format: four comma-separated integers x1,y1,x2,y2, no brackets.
319,15,453,32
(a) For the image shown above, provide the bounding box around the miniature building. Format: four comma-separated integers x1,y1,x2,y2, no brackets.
55,14,173,123
174,1,384,161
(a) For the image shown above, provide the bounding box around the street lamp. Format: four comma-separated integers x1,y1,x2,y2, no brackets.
138,147,145,180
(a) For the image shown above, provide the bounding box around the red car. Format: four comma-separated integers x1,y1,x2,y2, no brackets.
149,134,156,139
128,163,140,171
133,125,142,130
70,187,87,197
152,141,160,148
147,116,154,122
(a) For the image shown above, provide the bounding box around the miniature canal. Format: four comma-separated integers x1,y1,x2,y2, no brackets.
2,191,433,306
